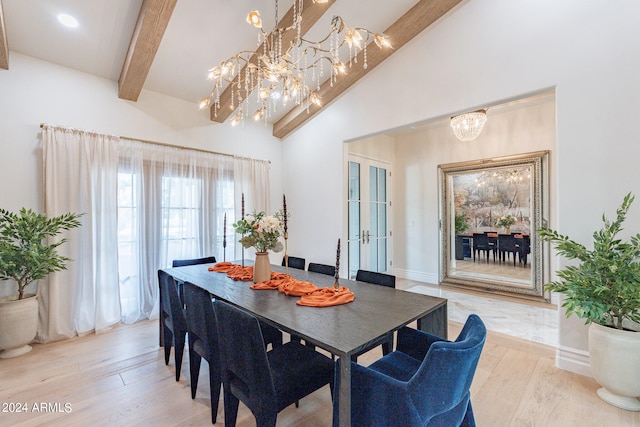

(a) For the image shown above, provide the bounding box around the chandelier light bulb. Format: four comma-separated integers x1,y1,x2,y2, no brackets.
246,11,262,28
310,92,321,107
259,87,270,100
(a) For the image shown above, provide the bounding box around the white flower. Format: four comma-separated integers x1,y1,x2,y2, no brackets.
233,210,284,253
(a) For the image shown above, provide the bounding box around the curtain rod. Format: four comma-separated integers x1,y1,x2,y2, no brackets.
40,123,270,164
120,135,270,164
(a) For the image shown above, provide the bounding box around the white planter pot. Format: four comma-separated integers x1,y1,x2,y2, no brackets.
0,294,38,358
589,322,640,411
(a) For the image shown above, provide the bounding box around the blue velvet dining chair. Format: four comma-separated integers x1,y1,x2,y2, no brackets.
182,282,285,424
183,281,223,424
334,314,486,427
214,299,335,427
351,269,396,361
308,262,336,276
157,270,188,382
172,256,217,306
172,255,217,268
282,255,306,270
175,256,282,350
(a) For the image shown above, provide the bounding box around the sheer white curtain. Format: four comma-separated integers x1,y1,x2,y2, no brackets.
118,139,268,323
40,125,121,342
41,127,271,335
233,157,271,260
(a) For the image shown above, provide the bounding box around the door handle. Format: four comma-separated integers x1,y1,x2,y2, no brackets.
365,230,370,244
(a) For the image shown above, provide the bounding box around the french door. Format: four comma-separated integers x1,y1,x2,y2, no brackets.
347,155,392,280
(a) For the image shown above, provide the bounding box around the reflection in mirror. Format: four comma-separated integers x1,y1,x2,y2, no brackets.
439,151,549,300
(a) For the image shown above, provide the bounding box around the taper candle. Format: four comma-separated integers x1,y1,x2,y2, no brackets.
334,238,341,287
223,212,227,248
283,194,288,235
241,193,245,266
223,212,227,261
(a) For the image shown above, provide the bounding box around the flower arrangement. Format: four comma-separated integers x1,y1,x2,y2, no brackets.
233,211,284,253
496,214,516,229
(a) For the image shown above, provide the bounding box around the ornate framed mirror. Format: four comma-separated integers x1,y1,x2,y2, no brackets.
438,151,549,300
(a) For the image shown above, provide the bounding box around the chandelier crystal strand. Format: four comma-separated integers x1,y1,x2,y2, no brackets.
200,1,391,126
363,44,368,69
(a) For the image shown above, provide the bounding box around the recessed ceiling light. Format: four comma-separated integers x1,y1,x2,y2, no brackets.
57,13,79,28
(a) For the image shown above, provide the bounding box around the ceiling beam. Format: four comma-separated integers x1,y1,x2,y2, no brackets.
118,0,177,101
209,0,336,123
0,0,8,70
273,0,462,139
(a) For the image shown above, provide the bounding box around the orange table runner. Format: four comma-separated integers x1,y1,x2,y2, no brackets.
209,262,253,281
209,262,354,307
297,286,355,307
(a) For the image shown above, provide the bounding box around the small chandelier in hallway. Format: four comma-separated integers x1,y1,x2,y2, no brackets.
450,109,488,141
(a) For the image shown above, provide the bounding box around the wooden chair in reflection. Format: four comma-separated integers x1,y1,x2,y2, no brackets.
516,234,531,266
498,234,519,266
472,233,495,263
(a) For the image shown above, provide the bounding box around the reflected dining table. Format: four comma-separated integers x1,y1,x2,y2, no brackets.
162,262,448,427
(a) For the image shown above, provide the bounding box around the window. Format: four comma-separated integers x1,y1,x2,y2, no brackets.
116,140,245,323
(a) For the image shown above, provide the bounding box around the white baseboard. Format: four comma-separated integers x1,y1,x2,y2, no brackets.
556,345,591,377
394,268,439,285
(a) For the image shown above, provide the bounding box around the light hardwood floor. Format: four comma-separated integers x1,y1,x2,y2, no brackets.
1,319,639,426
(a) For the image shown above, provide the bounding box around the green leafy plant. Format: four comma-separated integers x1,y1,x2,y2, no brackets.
455,213,470,234
0,208,83,300
538,193,640,330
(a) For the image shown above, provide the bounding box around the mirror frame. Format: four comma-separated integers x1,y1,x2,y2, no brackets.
438,150,549,300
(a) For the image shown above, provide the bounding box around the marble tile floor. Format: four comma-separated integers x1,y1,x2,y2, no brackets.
405,283,559,347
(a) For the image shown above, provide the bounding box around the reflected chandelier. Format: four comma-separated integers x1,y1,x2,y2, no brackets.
450,109,488,141
199,0,391,126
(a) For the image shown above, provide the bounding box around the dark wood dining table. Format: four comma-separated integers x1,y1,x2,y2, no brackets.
162,262,448,427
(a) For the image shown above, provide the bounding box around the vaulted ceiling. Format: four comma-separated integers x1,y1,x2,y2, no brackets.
0,0,461,139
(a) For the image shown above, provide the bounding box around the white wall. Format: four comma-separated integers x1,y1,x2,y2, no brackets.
281,0,640,375
392,96,556,284
0,53,283,214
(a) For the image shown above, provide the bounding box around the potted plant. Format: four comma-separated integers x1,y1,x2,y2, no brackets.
454,213,470,260
455,213,470,234
0,208,82,358
538,193,640,411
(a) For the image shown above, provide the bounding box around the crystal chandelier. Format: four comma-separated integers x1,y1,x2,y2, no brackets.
450,109,488,141
199,0,391,126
